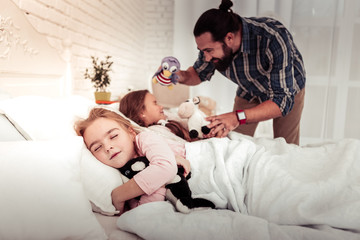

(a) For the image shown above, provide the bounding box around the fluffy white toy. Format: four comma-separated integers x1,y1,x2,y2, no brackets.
178,97,211,139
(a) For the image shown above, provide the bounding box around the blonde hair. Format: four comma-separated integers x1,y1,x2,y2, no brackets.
74,107,140,137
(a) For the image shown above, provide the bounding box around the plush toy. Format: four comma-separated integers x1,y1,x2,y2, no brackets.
152,56,180,89
117,156,215,213
178,96,211,139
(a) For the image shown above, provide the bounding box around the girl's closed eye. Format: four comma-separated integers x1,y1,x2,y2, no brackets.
93,145,102,152
110,134,118,139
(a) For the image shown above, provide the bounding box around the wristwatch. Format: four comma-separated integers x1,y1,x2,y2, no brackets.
236,110,247,125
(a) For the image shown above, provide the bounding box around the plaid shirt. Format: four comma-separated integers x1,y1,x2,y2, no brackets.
193,17,306,116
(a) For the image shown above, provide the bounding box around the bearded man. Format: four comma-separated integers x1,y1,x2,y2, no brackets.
176,0,306,145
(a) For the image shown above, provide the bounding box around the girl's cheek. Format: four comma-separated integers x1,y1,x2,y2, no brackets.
94,152,104,163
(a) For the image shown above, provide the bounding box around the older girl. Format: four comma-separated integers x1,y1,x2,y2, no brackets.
119,89,192,141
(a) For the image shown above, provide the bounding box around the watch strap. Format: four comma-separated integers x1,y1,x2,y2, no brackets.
236,110,247,125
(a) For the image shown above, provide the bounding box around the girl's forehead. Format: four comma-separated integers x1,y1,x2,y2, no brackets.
145,93,156,101
93,117,118,126
87,118,122,134
84,117,125,144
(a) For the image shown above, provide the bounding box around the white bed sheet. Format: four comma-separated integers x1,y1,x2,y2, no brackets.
116,133,360,240
95,213,142,240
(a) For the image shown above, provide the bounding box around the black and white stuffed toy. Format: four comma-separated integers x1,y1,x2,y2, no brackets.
177,97,211,139
117,156,215,213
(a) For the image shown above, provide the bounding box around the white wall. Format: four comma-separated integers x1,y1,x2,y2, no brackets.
173,0,237,115
10,0,175,99
5,0,360,144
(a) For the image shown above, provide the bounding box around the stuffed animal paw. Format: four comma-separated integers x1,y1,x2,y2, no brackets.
165,167,215,213
152,56,180,89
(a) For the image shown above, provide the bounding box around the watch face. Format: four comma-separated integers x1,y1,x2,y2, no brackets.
237,111,246,120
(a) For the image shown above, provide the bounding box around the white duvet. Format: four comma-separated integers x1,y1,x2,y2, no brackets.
117,134,360,240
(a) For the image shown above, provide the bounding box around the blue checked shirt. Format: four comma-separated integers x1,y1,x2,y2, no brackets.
193,17,306,116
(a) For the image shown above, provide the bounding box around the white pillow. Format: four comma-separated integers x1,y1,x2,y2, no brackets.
0,96,143,216
0,95,96,140
0,137,107,240
80,146,123,215
0,111,30,141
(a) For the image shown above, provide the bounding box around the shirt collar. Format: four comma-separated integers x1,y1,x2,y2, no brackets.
239,17,250,54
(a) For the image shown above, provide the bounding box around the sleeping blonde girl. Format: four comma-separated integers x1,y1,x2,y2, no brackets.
74,107,190,214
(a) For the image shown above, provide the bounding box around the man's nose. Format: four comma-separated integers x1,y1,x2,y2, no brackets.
204,52,212,62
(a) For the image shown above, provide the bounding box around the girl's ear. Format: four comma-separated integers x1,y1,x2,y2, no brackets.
139,112,147,126
128,127,137,141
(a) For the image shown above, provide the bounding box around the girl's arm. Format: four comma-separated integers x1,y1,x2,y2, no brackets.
111,178,144,214
133,132,178,195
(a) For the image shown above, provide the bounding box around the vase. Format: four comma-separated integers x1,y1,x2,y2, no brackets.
94,91,111,102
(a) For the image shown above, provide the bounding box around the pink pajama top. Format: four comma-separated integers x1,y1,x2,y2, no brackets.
128,130,186,209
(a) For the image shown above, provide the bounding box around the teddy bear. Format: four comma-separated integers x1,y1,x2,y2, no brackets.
177,96,211,139
117,156,215,213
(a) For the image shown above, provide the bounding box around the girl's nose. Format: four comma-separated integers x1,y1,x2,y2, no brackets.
106,145,113,153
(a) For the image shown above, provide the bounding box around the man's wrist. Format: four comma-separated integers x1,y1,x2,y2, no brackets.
235,110,247,125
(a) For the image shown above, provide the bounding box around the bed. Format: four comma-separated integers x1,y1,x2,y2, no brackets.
1,1,360,240
2,96,360,240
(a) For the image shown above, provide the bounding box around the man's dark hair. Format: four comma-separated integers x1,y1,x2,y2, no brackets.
193,0,241,42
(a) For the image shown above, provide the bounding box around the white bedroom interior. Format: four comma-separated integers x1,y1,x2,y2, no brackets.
1,1,360,239
1,0,360,145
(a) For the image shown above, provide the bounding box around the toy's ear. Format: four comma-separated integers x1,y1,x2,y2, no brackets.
193,97,200,105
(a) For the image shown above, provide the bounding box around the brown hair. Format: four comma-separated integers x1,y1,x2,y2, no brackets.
119,89,148,127
74,107,140,137
120,90,192,142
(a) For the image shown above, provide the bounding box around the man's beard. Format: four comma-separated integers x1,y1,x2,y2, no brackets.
212,43,234,72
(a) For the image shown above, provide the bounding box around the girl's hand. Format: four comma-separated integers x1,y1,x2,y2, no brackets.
112,198,125,215
111,178,144,215
175,155,191,177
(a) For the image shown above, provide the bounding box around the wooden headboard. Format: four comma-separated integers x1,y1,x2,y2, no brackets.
0,0,66,98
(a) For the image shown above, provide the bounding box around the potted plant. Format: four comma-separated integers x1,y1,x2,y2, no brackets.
84,55,113,102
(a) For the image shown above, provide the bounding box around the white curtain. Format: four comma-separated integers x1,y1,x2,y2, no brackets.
174,0,360,145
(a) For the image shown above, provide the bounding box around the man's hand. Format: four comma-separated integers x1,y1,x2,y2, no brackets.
204,112,239,138
176,67,202,86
